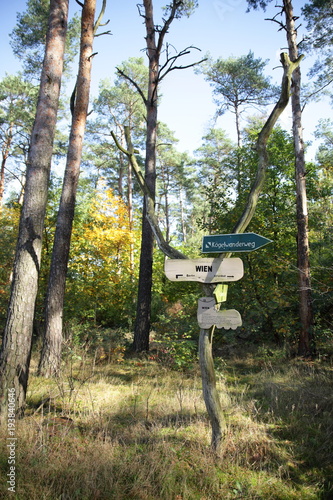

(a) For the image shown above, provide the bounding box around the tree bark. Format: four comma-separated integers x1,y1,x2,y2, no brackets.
38,0,96,377
283,0,315,356
199,283,227,455
133,0,160,352
0,124,13,208
199,325,227,454
0,0,68,421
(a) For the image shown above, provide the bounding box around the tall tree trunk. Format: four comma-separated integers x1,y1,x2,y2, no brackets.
38,0,96,377
129,1,198,351
120,125,135,274
0,125,13,207
128,159,135,275
133,0,158,352
283,0,315,356
0,0,68,421
0,157,7,208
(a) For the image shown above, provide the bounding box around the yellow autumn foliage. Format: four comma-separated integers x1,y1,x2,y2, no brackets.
70,188,136,282
65,188,140,324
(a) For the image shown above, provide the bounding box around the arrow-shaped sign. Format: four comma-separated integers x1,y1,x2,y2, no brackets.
202,233,272,253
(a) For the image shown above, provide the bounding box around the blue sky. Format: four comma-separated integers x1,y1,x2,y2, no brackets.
1,0,331,159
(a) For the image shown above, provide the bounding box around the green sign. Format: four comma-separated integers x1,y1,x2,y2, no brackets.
214,284,228,303
202,233,272,253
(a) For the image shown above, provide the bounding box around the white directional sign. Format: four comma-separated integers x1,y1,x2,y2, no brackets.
197,297,242,330
164,258,244,283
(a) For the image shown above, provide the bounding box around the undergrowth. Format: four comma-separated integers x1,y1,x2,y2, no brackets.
0,345,332,499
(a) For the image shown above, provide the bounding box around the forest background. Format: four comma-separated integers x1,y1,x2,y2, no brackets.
1,0,332,354
0,0,333,498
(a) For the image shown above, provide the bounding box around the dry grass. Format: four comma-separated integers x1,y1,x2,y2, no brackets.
0,349,332,499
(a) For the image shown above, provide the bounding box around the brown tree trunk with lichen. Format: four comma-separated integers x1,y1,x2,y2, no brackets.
0,0,69,422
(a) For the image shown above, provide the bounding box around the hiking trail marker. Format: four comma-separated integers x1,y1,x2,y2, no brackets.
197,297,242,330
202,232,272,253
164,233,272,330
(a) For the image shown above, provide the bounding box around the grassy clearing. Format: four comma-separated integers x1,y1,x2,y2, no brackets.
1,347,332,499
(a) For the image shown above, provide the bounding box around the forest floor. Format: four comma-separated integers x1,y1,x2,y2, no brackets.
1,342,333,499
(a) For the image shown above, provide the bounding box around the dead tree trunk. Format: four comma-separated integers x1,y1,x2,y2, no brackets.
127,1,204,352
283,0,315,356
0,0,68,421
132,0,158,352
0,124,13,208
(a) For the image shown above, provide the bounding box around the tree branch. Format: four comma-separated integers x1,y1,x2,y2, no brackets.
158,45,207,82
159,58,207,82
303,78,333,103
116,67,147,106
265,16,287,31
3,165,25,187
111,127,187,260
156,1,182,55
232,52,304,235
94,0,107,33
94,30,112,37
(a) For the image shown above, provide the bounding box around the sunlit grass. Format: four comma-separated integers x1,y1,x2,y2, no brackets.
0,347,332,499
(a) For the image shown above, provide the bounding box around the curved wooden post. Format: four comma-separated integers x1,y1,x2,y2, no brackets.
199,325,226,454
111,52,303,451
198,283,227,454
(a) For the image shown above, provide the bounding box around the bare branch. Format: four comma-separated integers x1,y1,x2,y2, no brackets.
94,0,107,35
98,19,110,27
87,52,98,60
265,17,287,31
94,30,112,37
159,58,207,82
301,78,333,112
116,67,147,106
156,0,182,55
159,45,194,74
3,166,25,186
70,82,77,116
304,78,333,102
137,3,146,20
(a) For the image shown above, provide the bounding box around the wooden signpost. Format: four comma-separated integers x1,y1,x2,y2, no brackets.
164,233,272,331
